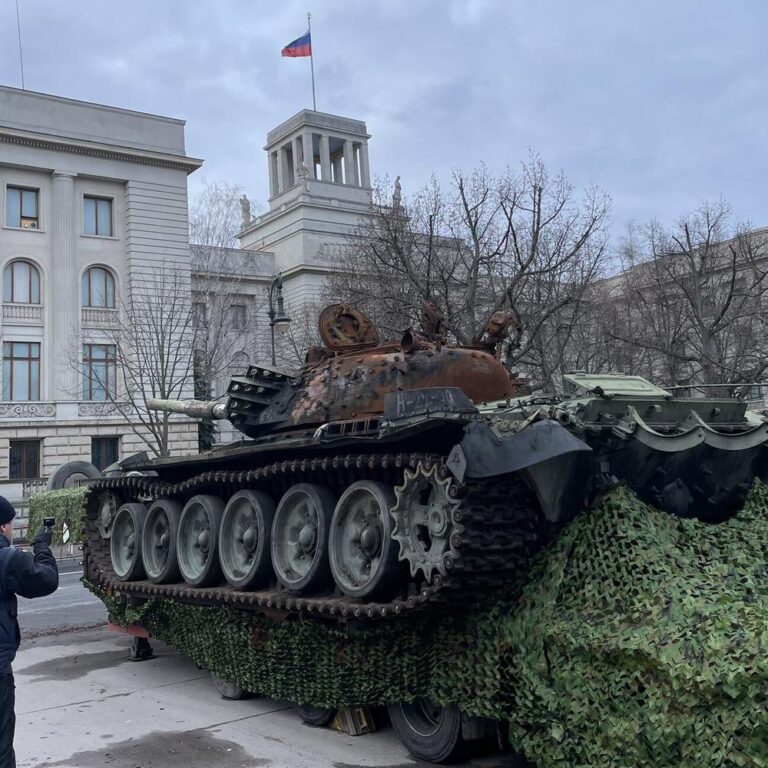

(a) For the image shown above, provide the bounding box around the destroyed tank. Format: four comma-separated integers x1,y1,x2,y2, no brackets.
82,303,768,762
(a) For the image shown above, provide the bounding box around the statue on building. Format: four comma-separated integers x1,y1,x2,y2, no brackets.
297,159,309,180
240,194,251,227
392,176,402,211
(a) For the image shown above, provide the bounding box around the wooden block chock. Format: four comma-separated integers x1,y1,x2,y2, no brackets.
330,706,377,736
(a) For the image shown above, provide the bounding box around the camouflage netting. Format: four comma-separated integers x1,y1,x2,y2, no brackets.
90,482,768,767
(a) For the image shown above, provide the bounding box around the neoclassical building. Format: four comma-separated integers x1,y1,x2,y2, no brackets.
0,84,378,532
0,85,201,523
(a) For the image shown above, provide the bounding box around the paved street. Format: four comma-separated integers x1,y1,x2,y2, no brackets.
17,559,106,636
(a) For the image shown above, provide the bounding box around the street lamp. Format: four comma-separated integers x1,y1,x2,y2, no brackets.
267,273,292,366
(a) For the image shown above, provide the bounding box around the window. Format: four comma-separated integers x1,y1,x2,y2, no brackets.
83,196,113,236
91,437,119,471
2,342,40,401
3,261,40,304
82,344,116,401
192,301,207,328
6,186,39,229
9,440,40,479
229,304,247,330
81,267,116,308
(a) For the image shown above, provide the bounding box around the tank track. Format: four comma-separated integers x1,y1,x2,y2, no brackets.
83,452,545,621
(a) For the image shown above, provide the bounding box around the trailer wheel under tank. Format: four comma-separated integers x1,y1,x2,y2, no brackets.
296,704,337,727
209,671,249,700
388,699,463,763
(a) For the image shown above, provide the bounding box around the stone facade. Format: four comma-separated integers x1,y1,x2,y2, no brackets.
0,85,201,522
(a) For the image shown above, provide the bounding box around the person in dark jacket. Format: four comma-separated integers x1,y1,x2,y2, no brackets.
0,496,58,768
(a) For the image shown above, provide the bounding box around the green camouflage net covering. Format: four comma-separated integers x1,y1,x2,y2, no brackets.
90,482,768,767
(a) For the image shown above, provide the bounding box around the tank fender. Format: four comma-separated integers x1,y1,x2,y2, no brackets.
447,419,592,523
449,419,591,481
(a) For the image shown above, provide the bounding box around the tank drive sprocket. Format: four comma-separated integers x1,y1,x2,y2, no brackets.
391,463,463,582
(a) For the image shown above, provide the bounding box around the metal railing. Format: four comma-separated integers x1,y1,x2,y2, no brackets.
666,382,768,408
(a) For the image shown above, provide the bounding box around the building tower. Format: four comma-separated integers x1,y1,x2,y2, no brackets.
238,110,373,308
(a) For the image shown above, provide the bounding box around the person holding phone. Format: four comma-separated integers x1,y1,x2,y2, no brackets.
0,497,58,768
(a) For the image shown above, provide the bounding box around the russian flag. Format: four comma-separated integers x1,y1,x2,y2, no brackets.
281,30,312,58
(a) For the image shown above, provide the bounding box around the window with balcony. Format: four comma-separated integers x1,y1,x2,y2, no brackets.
91,436,119,471
5,186,39,229
9,439,40,479
83,196,113,237
82,343,116,401
82,267,116,308
229,303,247,330
3,261,41,304
2,341,41,401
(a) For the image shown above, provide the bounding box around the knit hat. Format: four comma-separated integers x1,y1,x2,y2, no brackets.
0,496,16,526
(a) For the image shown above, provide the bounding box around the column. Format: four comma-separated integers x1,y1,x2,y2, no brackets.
319,135,331,181
275,150,284,194
302,132,314,179
294,137,303,172
50,171,79,400
343,140,357,185
359,142,371,188
269,151,279,197
280,146,292,190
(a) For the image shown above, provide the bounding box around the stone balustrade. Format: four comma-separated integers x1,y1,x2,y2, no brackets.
81,307,120,327
2,303,44,323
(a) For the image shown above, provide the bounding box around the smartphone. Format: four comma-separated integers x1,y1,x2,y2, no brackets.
43,516,55,530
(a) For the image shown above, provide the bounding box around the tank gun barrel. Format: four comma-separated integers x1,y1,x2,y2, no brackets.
146,398,228,420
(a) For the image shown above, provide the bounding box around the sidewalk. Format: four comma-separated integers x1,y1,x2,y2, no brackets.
13,626,415,768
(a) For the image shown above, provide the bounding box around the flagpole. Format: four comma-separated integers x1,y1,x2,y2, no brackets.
307,12,317,110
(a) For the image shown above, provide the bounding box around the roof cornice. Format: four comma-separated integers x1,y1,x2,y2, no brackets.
0,126,203,174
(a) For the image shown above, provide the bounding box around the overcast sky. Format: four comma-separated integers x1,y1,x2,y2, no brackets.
0,0,765,235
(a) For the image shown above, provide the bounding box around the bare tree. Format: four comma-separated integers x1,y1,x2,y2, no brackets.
75,266,196,458
189,180,251,250
328,156,610,392
191,245,269,392
189,179,268,385
610,201,768,390
188,180,271,445
68,181,268,457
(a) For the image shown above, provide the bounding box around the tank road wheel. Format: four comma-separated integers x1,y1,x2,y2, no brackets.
219,490,276,589
142,499,182,584
329,480,400,599
391,464,462,583
177,495,224,587
271,483,336,593
296,704,336,727
388,699,463,764
110,503,148,581
96,492,119,539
